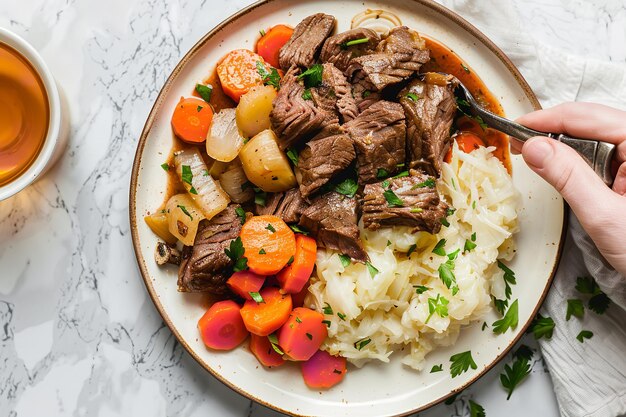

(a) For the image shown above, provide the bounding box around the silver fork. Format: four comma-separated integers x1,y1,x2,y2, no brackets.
454,81,616,186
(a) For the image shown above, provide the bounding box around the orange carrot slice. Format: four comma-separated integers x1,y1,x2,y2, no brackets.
291,281,310,308
198,300,248,350
171,97,214,143
256,25,294,68
278,307,327,361
227,271,266,300
240,215,296,275
249,334,285,367
445,131,485,162
301,350,347,389
217,49,269,102
240,287,293,336
277,234,317,293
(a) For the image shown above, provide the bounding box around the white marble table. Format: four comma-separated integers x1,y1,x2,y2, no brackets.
0,0,623,416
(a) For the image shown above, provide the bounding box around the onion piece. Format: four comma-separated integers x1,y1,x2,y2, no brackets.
219,161,254,203
239,129,297,192
351,9,402,36
174,148,230,219
144,210,178,244
165,194,205,246
206,108,245,162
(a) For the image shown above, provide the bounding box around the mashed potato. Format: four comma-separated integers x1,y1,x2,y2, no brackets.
305,144,520,370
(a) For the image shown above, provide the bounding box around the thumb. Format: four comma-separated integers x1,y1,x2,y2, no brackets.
522,136,613,227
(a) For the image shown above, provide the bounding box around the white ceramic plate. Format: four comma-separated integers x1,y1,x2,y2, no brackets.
130,1,565,415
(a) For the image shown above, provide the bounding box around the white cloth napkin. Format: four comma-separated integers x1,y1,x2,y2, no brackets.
438,1,626,416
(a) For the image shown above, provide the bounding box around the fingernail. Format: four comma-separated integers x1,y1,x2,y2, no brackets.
523,138,553,168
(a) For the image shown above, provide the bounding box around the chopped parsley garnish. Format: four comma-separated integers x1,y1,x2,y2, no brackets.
492,297,509,316
576,276,611,314
413,178,436,189
386,240,392,247
286,148,299,166
289,224,308,235
160,163,169,171
381,179,390,189
383,189,404,207
295,316,302,323
189,186,198,195
362,90,371,98
414,285,429,294
298,64,323,88
566,299,584,321
430,364,443,373
337,312,346,321
196,105,203,112
354,338,371,350
461,62,470,73
589,293,611,315
449,350,477,378
333,369,342,374
334,178,358,198
322,320,331,327
235,207,246,225
426,294,449,324
177,204,193,221
405,92,419,101
447,249,460,261
323,303,334,315
410,208,423,213
267,334,284,355
287,255,294,266
469,400,485,417
529,314,555,340
195,83,213,102
492,299,519,334
181,165,193,187
337,254,351,268
475,115,488,130
393,170,409,178
366,262,379,278
258,248,266,255
432,239,447,256
497,260,516,300
256,61,281,89
514,344,534,362
471,232,476,241
301,88,312,100
472,200,477,209
259,29,266,37
265,223,276,233
376,168,389,178
341,37,370,48
305,332,313,340
249,291,264,303
407,244,417,257
576,330,593,343
224,237,248,271
500,355,531,399
481,321,488,331
464,239,477,252
254,187,267,206
438,259,457,290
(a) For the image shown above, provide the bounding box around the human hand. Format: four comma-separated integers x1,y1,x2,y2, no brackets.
513,102,626,276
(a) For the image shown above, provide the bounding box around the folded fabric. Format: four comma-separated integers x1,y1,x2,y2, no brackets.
440,1,626,416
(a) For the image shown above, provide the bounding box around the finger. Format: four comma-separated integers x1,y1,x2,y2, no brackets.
515,102,626,150
613,161,626,196
510,139,523,155
522,136,615,230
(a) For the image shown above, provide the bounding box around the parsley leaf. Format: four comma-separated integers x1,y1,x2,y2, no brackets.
438,259,457,290
469,400,485,417
249,291,264,303
235,207,246,225
354,338,371,350
254,187,267,207
412,178,436,189
450,350,477,378
376,168,389,178
334,178,358,198
407,244,417,257
589,293,611,315
529,314,555,340
497,260,516,300
286,148,299,166
298,64,323,88
160,163,169,171
195,83,213,102
461,62,470,73
322,303,334,315
338,254,351,268
405,92,419,101
566,299,584,321
432,239,447,256
492,297,509,315
301,88,312,100
464,238,477,252
341,37,370,48
393,170,409,178
426,294,449,324
414,285,429,294
430,364,443,373
513,344,534,362
383,189,404,207
576,276,611,314
224,237,248,271
177,204,193,221
256,61,281,89
500,356,531,399
575,276,599,295
576,330,593,343
286,255,294,266
305,332,313,340
181,165,193,187
337,312,346,321
366,262,379,278
267,333,284,355
492,299,518,334
289,224,309,235
265,223,276,233
258,248,266,255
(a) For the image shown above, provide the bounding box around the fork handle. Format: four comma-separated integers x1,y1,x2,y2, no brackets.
473,108,616,186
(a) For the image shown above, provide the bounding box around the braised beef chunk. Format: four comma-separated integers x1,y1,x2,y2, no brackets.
399,73,458,175
362,171,448,234
311,63,359,123
320,28,380,73
255,189,309,223
178,204,243,293
270,66,335,150
278,13,336,71
344,100,406,184
296,124,356,198
346,26,429,91
299,192,368,261
351,79,382,113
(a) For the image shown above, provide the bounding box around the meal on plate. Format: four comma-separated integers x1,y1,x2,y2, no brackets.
145,10,521,389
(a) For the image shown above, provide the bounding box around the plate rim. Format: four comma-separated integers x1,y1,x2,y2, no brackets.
128,0,566,415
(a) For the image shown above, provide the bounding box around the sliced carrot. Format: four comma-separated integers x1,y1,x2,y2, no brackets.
277,235,317,294
445,131,485,162
291,281,310,308
171,97,213,143
249,334,285,367
301,350,347,389
240,215,296,276
278,307,327,361
227,271,266,300
217,49,269,102
198,300,248,350
256,25,294,68
240,287,293,336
